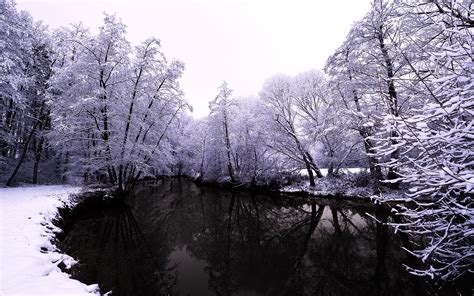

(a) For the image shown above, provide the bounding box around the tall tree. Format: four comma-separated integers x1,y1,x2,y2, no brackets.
260,74,323,187
49,15,187,190
373,0,473,281
1,1,57,185
293,70,362,177
325,0,422,191
208,81,236,182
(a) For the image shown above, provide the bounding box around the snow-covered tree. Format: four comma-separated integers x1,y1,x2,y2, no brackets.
206,81,236,182
49,14,188,190
49,14,129,185
0,1,32,160
325,0,432,191
1,1,58,185
230,97,279,184
260,74,324,187
292,70,362,177
372,0,473,281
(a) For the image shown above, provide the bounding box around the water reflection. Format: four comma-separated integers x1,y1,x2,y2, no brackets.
61,178,429,296
59,197,176,295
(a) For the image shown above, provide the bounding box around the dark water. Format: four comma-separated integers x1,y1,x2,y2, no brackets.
59,178,446,296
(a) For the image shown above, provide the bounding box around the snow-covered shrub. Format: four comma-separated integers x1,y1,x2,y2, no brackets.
373,1,473,281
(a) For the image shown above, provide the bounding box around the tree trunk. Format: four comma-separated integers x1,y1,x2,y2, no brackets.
346,48,383,194
199,136,207,179
305,151,323,178
223,110,235,182
289,127,323,181
6,120,40,186
324,135,336,177
252,146,258,185
118,66,144,192
62,152,69,183
303,154,316,187
352,88,382,193
378,29,400,189
361,133,383,194
32,135,44,184
99,67,116,185
327,162,334,177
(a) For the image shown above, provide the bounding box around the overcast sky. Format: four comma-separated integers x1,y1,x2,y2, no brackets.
16,0,371,117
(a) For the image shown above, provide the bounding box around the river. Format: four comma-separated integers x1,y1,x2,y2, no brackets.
57,178,445,295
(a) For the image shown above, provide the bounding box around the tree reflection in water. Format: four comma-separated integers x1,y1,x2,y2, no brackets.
58,196,176,295
60,179,433,295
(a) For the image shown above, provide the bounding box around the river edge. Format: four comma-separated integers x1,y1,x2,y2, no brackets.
59,173,404,203
0,185,99,295
50,178,472,296
50,180,391,295
191,176,406,203
51,175,404,248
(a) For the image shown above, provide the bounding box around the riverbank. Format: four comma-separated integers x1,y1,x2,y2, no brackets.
34,178,470,295
192,172,404,202
50,177,467,296
0,185,99,295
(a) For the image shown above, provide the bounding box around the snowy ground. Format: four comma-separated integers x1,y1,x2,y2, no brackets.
285,168,405,200
299,167,367,177
287,168,372,198
282,180,372,199
0,185,99,295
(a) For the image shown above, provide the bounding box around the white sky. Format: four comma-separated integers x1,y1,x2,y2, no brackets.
15,0,371,118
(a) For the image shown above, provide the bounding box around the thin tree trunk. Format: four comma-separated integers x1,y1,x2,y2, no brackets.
303,154,316,187
352,92,382,193
128,78,167,158
378,29,400,189
6,120,40,186
32,135,44,184
252,146,258,185
287,122,323,181
118,65,144,191
99,65,116,185
5,98,16,134
199,134,207,179
305,151,323,178
62,152,69,183
324,135,336,177
345,49,383,194
361,132,382,194
126,105,183,190
223,110,235,182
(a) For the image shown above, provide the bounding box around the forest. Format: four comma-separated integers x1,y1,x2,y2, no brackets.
0,0,472,289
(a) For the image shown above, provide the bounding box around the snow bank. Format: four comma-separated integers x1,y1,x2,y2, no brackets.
299,167,367,177
284,169,373,199
0,185,99,295
282,181,372,199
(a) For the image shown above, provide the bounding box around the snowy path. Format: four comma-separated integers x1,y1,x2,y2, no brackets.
0,186,99,295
